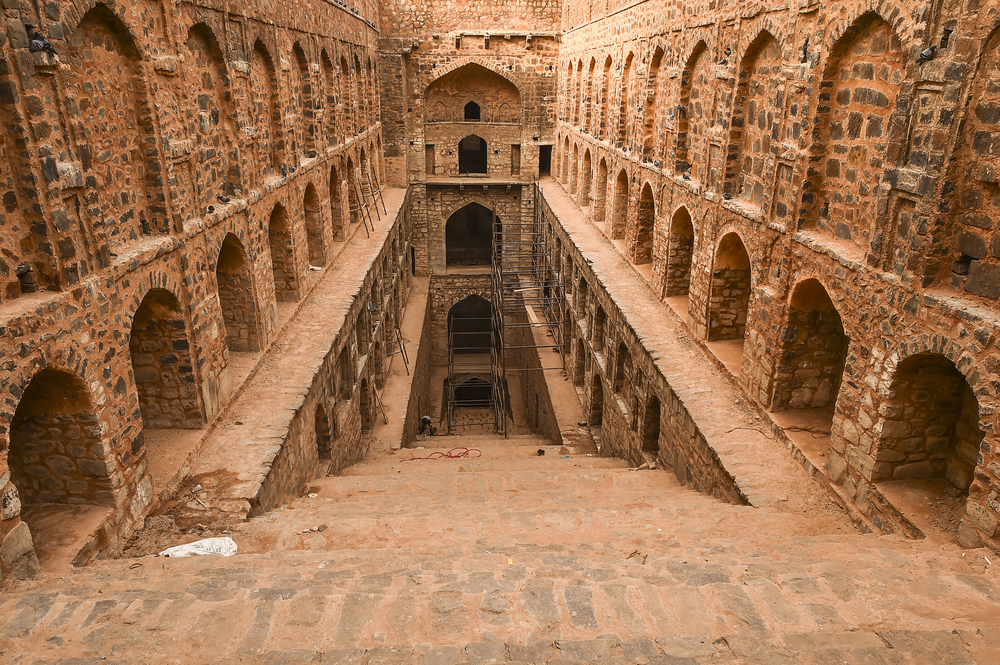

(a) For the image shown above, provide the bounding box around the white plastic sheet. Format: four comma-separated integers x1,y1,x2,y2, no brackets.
158,536,238,558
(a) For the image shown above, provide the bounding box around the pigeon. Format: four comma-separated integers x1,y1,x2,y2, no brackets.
207,205,215,213
722,192,732,200
917,45,937,65
217,194,230,203
289,166,297,173
28,31,57,57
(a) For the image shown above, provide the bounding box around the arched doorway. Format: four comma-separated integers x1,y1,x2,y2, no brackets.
611,170,629,239
635,184,655,265
9,368,115,572
359,378,372,433
708,233,751,342
664,207,694,297
446,203,498,266
216,233,260,352
876,354,982,538
459,135,488,174
448,295,494,356
464,101,480,120
304,184,325,266
574,338,586,386
130,288,203,429
268,204,298,301
773,280,848,413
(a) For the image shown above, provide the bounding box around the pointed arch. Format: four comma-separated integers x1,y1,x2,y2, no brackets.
216,233,261,352
252,40,282,173
708,232,751,341
642,47,665,159
268,203,299,301
617,53,634,147
676,42,709,178
664,207,694,297
304,184,325,266
634,183,656,265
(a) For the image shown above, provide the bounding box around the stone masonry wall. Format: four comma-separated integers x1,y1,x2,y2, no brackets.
0,0,383,581
553,0,1000,548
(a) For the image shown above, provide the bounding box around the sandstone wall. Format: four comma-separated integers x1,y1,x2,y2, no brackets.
0,0,383,579
554,0,1000,547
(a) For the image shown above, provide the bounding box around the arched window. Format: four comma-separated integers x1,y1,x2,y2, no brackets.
446,203,498,266
464,101,481,120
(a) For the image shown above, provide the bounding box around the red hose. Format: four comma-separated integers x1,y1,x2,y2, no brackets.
405,447,483,461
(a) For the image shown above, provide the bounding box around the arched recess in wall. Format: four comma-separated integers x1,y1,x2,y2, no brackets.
594,158,609,222
346,156,360,224
8,368,116,570
584,58,596,132
610,170,629,240
446,203,498,266
340,56,354,136
216,233,261,352
329,164,345,241
354,54,366,131
726,32,782,205
130,288,203,429
67,6,166,249
268,203,299,302
570,144,579,195
252,40,283,175
574,338,587,386
315,403,332,460
424,62,522,124
801,13,904,248
926,25,1000,294
663,206,694,297
708,232,751,342
617,53,634,147
448,295,494,355
875,354,981,512
366,57,377,126
772,279,849,425
562,62,573,124
185,24,241,204
574,59,583,124
464,101,481,120
614,341,632,394
634,184,656,265
561,136,570,183
581,150,593,207
592,305,606,352
642,47,665,160
458,135,488,174
359,378,372,432
321,50,337,148
642,395,661,453
600,56,613,139
304,184,325,266
676,42,709,180
589,372,605,425
293,43,315,157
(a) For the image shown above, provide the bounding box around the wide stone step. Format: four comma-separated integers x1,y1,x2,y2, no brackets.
3,533,996,663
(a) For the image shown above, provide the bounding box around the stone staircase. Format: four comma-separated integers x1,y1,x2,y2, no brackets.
1,434,999,663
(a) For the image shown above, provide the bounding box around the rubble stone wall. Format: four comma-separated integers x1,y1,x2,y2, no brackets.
0,0,383,580
554,0,1000,548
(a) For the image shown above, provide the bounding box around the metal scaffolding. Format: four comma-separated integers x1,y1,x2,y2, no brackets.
488,183,565,437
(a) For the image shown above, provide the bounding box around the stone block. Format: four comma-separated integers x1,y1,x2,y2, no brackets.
893,461,935,480
966,501,998,537
827,450,847,484
1,485,21,520
958,520,984,549
1,521,37,572
965,261,1000,300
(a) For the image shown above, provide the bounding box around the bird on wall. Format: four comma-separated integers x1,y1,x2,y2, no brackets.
27,30,57,57
917,45,937,65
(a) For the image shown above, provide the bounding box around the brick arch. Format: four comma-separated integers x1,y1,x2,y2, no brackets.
207,217,262,271
440,195,501,224
422,57,523,94
61,0,148,57
123,269,189,330
1,351,105,448
733,20,788,62
884,336,990,404
444,287,493,316
821,1,920,55
674,32,716,69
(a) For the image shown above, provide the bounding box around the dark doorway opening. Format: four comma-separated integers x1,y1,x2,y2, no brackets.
459,135,488,174
464,101,481,120
539,145,552,176
454,377,492,406
446,203,498,266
